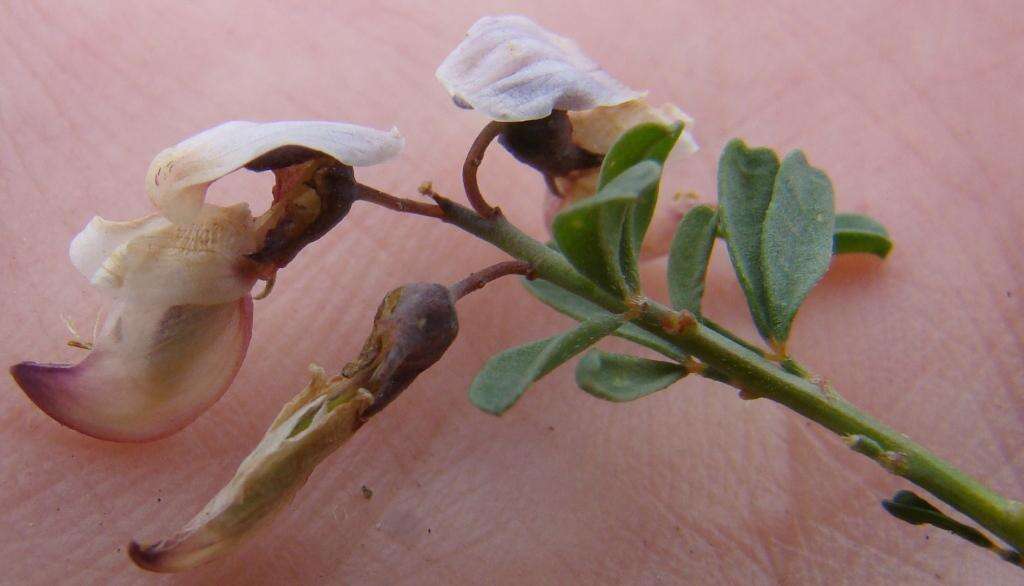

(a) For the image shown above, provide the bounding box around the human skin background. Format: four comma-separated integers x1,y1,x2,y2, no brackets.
1,0,1022,584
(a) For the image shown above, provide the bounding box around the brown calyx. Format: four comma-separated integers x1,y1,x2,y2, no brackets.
343,283,460,418
497,110,603,191
246,150,359,273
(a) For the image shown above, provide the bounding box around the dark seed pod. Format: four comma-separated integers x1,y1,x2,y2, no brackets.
349,283,460,417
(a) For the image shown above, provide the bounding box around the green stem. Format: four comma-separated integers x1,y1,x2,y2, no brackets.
438,199,1024,551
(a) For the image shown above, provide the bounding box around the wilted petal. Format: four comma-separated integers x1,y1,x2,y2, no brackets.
11,297,253,442
436,14,643,122
69,214,171,280
567,99,698,156
129,366,373,571
146,121,404,224
70,204,261,306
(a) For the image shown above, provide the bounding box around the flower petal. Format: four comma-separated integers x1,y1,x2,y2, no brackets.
129,366,373,571
146,121,404,224
72,204,260,306
10,297,253,442
69,214,171,280
436,14,643,122
567,99,699,156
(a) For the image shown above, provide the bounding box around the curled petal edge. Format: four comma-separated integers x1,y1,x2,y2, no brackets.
146,121,404,224
68,204,260,307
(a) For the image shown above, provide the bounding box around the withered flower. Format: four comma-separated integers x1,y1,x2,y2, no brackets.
130,283,459,572
437,14,697,235
11,121,403,442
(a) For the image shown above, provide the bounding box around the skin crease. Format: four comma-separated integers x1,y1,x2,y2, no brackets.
0,0,1022,583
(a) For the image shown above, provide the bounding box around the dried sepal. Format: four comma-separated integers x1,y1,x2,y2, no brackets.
146,120,404,224
129,366,373,571
248,163,359,271
436,14,642,122
11,297,252,442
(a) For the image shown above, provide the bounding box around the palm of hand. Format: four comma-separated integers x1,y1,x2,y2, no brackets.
1,2,1021,584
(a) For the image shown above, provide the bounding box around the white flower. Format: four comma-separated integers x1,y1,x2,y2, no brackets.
11,121,402,442
438,15,698,254
436,14,642,122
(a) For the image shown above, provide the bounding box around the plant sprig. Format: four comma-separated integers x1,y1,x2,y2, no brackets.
370,120,1022,564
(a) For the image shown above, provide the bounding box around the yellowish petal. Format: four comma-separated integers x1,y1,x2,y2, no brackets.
74,204,260,306
568,99,699,155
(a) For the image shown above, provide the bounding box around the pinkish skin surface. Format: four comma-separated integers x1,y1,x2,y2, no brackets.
1,2,1022,584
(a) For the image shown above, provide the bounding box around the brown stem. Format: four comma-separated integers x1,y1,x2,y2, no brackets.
449,260,533,301
354,183,446,218
463,121,508,218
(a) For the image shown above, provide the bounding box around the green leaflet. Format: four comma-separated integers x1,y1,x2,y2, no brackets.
717,214,893,259
521,277,686,361
761,150,835,344
575,350,686,402
597,122,684,266
468,313,626,415
833,212,892,258
717,139,780,341
553,161,662,297
667,205,719,315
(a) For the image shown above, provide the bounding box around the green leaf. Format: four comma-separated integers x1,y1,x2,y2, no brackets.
761,150,835,344
575,350,686,402
597,122,684,259
522,277,686,361
717,139,780,341
468,313,626,415
553,161,662,296
833,212,892,258
667,205,719,315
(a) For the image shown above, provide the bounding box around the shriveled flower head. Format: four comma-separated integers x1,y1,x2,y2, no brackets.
10,121,403,442
130,283,459,571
